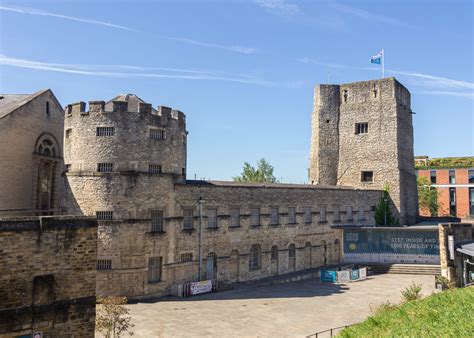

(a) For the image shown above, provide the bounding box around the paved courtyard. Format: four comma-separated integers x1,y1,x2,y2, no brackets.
126,274,436,337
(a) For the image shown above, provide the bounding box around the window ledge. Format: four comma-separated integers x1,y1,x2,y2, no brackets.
250,225,262,228
228,226,241,229
249,267,261,271
182,228,195,233
147,280,162,284
206,227,219,231
269,224,280,227
318,221,328,224
287,223,297,226
148,231,166,236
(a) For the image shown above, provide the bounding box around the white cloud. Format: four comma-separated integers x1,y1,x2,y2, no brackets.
165,37,257,55
420,91,474,99
254,0,300,17
0,5,139,32
0,54,275,86
388,69,474,90
330,2,410,27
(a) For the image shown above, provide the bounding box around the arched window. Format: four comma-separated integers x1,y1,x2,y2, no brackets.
270,245,278,261
288,244,296,258
37,138,57,157
34,134,60,213
249,245,261,270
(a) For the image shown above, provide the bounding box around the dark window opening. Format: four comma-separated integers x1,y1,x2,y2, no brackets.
469,170,474,184
249,244,261,270
183,209,194,229
343,90,348,103
430,170,437,184
361,171,373,182
355,122,369,135
469,188,474,216
46,101,50,116
148,257,162,282
97,259,112,270
180,252,193,262
151,210,164,232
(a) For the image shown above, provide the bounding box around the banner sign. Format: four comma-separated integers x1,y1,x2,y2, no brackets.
350,269,359,280
320,270,337,282
337,270,350,282
190,280,212,295
359,267,367,280
344,229,439,255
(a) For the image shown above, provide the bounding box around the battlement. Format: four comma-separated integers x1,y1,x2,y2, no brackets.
65,99,186,123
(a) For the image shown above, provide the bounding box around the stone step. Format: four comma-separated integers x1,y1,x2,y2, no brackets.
369,264,441,275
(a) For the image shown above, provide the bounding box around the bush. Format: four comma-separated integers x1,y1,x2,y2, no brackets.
96,296,134,338
370,301,397,315
401,282,423,301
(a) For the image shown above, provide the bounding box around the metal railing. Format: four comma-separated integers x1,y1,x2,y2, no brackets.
306,324,354,338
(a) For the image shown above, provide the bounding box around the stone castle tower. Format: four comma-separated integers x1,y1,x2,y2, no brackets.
63,94,187,218
309,78,418,225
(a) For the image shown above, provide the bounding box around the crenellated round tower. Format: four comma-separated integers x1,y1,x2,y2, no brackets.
62,94,187,218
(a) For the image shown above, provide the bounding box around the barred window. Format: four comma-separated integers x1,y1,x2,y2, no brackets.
358,206,365,221
346,206,353,221
183,209,194,229
151,210,163,232
96,127,115,136
333,206,340,222
180,252,193,262
270,207,279,225
288,244,296,258
148,257,162,283
250,208,260,227
65,164,71,172
97,259,112,270
207,208,218,228
288,207,296,224
249,244,261,270
320,206,326,222
149,164,162,174
97,163,113,173
355,122,368,134
96,211,113,220
304,207,312,224
65,128,72,138
230,208,240,227
271,245,279,260
150,128,165,140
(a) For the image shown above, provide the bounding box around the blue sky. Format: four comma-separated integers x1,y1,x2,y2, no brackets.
1,0,473,183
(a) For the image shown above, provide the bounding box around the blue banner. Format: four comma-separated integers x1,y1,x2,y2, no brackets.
344,229,439,255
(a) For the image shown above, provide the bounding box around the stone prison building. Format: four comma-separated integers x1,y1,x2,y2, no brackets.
59,77,417,299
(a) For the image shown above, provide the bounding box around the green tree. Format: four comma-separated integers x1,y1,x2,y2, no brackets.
233,158,278,183
374,186,396,225
96,296,134,338
417,176,439,216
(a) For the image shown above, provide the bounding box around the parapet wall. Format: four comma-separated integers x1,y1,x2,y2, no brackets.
64,100,187,177
0,216,98,337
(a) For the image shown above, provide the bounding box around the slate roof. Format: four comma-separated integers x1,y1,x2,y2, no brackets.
105,93,157,113
457,242,474,257
0,93,33,118
0,89,59,119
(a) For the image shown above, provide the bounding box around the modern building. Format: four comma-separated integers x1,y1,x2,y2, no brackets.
417,157,474,219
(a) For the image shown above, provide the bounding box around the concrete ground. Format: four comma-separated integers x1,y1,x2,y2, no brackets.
126,274,436,337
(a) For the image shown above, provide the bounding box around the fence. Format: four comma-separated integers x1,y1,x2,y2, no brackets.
306,324,354,338
173,279,218,298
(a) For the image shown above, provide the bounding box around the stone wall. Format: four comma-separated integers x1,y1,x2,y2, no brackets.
89,179,381,298
309,78,418,225
0,216,97,337
0,90,64,214
438,222,473,286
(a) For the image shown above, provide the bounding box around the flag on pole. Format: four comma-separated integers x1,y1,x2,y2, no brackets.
370,50,383,64
370,49,385,78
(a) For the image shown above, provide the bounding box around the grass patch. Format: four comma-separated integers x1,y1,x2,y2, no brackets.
339,287,474,337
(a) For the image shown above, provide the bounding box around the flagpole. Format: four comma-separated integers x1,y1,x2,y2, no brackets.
382,48,385,78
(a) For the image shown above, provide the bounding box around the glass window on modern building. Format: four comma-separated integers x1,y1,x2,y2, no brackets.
469,169,474,184
449,170,456,184
449,188,456,217
469,188,474,216
430,170,437,184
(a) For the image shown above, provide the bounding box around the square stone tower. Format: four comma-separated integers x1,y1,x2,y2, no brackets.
309,78,418,225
